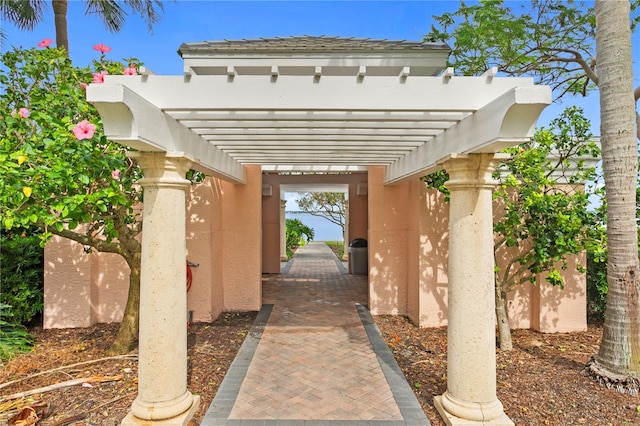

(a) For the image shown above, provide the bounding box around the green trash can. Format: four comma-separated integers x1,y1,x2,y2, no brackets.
348,238,368,275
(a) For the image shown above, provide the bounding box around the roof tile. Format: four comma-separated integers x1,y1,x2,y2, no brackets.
179,35,449,55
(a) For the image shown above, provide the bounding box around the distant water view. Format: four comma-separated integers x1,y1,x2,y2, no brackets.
287,211,344,242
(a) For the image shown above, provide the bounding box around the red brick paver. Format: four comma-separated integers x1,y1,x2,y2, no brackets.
227,242,403,421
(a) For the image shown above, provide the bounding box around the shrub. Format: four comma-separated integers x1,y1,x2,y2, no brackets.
586,246,607,323
0,228,44,325
285,218,314,257
0,303,34,361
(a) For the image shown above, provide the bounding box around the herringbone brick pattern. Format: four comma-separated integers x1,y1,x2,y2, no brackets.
228,242,403,421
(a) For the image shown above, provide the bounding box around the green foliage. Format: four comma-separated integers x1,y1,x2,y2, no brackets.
422,170,450,201
0,303,34,361
0,43,143,249
586,154,640,322
0,228,43,325
286,218,315,256
426,0,639,97
493,106,600,291
587,242,608,322
424,106,601,293
0,43,148,353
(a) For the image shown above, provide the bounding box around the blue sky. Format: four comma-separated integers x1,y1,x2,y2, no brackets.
2,1,639,133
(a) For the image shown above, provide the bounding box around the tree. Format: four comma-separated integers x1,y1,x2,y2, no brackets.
493,107,600,350
0,0,163,54
426,0,640,137
0,43,143,354
585,0,640,395
425,107,600,350
427,0,640,381
297,192,346,236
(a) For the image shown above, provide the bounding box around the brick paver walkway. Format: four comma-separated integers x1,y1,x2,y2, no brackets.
202,242,429,425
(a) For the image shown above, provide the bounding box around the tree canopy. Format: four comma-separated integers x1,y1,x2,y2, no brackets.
297,192,346,235
426,0,639,99
0,42,144,353
492,106,600,350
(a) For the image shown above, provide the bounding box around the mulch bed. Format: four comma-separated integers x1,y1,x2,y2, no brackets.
376,315,640,426
1,313,638,425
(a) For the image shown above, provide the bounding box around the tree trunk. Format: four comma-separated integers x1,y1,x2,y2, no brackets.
107,251,141,355
51,0,68,53
588,0,640,395
495,284,513,351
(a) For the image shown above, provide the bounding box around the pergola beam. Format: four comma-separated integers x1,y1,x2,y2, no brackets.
100,74,538,111
384,86,551,184
87,84,245,183
165,110,473,122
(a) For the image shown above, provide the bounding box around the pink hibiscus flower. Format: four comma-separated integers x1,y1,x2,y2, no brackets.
93,43,111,54
72,120,96,140
123,65,137,76
12,108,31,119
92,71,108,83
38,38,54,48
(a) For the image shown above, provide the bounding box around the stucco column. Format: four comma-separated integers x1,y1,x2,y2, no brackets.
434,153,513,426
280,199,288,261
123,152,200,425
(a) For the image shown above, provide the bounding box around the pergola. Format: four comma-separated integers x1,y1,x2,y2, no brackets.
87,37,551,426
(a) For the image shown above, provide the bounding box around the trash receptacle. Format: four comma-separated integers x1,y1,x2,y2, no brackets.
348,238,368,275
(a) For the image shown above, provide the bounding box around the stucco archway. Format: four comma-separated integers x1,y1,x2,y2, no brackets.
87,37,550,426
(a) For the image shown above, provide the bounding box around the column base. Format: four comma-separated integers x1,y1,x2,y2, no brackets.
122,395,200,426
434,395,514,426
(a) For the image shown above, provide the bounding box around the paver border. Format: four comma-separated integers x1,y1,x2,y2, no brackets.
202,302,430,425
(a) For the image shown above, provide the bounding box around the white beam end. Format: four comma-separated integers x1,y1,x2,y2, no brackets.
442,67,454,83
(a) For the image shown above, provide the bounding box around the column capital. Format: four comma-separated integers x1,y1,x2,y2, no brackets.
128,152,194,189
440,153,509,191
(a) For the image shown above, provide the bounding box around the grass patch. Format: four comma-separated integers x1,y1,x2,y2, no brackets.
324,241,345,259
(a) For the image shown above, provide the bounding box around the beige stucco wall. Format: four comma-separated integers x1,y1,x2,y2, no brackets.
43,167,586,334
217,166,263,312
261,175,282,274
409,185,450,327
368,166,411,316
186,179,219,322
44,234,129,328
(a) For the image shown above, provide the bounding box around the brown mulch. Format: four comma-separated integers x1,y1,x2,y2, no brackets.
1,313,638,425
0,312,256,426
376,316,640,426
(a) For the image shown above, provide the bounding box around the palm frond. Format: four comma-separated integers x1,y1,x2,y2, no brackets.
0,0,46,30
83,0,126,32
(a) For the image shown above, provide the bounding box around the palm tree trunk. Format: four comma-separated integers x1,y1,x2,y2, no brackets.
51,0,68,53
588,0,640,395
